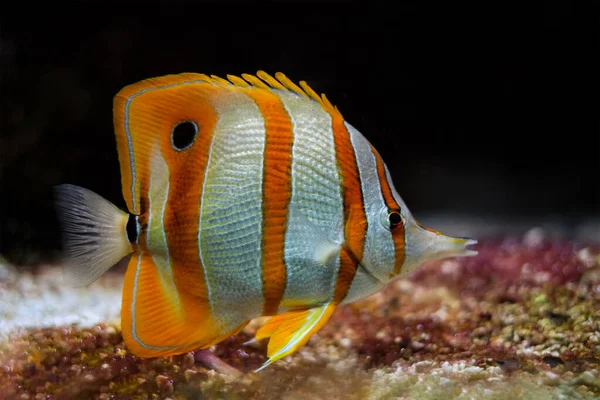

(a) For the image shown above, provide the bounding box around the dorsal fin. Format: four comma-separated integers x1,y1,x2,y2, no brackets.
224,71,337,114
117,70,338,116
113,71,341,215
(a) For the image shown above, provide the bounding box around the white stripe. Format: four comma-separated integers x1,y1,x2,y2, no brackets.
146,150,179,309
130,252,154,349
345,122,396,291
277,91,344,309
384,163,410,213
198,122,217,317
198,90,266,328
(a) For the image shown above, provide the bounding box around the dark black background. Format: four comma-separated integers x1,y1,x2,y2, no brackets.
1,1,598,266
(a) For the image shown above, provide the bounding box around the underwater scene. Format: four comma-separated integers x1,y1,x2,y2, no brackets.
2,2,598,400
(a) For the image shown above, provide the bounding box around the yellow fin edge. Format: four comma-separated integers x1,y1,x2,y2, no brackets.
254,302,336,372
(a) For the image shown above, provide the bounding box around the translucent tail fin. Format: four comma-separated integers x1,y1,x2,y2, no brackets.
54,184,133,287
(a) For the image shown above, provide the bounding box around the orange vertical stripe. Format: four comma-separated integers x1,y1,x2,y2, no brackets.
328,112,368,304
160,85,220,312
372,149,406,277
244,88,293,316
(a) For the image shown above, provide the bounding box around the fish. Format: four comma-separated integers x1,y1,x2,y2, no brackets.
54,71,478,372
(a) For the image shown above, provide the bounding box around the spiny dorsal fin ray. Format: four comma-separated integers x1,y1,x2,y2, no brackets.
210,74,231,85
226,74,250,88
223,71,335,114
241,73,270,89
116,71,337,116
256,71,286,90
274,72,308,98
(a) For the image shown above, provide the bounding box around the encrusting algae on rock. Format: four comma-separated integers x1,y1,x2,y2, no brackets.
1,229,599,399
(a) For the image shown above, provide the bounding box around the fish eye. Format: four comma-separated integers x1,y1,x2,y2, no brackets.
388,210,403,230
171,120,198,151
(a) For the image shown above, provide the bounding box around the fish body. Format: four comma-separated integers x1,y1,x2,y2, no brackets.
54,71,477,370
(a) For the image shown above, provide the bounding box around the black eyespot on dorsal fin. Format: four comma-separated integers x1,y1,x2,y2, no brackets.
171,120,198,151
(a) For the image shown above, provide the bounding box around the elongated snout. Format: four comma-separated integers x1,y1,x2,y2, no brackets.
400,220,478,277
429,234,478,259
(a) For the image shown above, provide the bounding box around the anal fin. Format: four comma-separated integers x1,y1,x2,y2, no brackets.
254,303,336,371
121,252,248,357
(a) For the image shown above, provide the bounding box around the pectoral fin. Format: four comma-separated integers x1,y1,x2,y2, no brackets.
254,302,336,371
289,205,341,268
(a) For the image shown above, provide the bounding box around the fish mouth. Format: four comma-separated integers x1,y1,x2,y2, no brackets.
466,238,478,254
413,218,478,256
456,237,479,257
431,235,479,259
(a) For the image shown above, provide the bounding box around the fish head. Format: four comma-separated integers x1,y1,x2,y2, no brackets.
357,158,478,284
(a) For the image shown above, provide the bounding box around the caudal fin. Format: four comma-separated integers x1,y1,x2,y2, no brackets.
54,184,133,287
